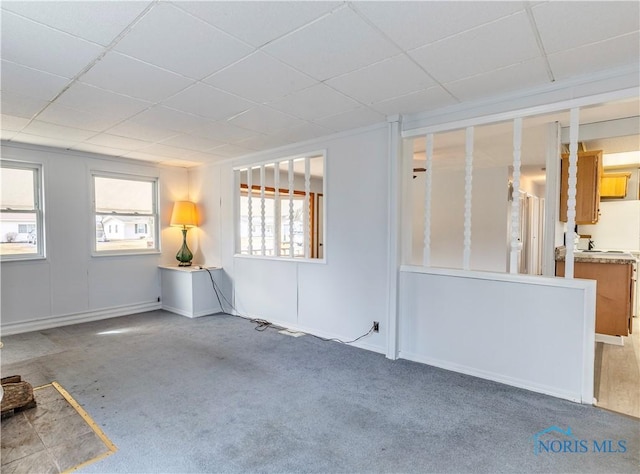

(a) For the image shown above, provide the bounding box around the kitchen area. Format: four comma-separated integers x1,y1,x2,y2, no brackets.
554,141,639,418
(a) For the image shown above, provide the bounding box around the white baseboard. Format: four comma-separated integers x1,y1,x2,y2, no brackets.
161,304,223,318
0,302,162,336
397,350,585,404
595,333,624,346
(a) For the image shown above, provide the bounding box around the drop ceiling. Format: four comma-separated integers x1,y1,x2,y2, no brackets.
1,1,639,167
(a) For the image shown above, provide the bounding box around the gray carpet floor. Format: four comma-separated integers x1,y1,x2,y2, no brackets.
1,310,638,473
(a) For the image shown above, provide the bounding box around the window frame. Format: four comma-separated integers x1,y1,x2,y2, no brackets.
234,151,326,263
91,171,160,257
0,160,45,261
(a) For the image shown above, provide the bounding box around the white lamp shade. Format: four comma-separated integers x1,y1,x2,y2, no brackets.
170,201,197,227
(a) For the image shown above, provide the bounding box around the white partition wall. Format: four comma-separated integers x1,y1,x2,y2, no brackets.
398,267,596,403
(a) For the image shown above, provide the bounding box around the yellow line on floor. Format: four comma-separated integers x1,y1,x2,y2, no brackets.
35,382,118,472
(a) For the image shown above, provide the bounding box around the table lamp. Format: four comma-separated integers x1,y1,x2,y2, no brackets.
170,201,197,266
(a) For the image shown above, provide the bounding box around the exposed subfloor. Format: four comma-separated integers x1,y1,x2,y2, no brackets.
1,310,639,473
595,317,640,418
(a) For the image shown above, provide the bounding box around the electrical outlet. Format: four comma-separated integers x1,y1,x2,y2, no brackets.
373,321,379,332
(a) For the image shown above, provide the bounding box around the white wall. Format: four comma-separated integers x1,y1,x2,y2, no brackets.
0,142,189,334
411,166,509,272
189,125,390,352
398,266,596,403
580,200,640,251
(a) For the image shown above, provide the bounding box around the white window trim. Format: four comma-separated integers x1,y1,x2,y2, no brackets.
233,150,327,263
90,171,160,257
0,160,45,262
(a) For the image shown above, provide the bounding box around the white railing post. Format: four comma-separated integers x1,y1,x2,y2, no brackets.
304,157,311,259
274,164,281,256
259,165,266,256
565,108,580,279
510,118,523,274
247,167,253,255
463,127,474,271
423,134,434,267
288,159,295,258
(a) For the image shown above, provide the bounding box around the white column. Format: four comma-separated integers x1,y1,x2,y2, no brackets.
565,107,580,279
246,167,253,255
462,127,474,271
274,164,281,256
510,118,523,274
288,159,295,258
304,157,311,259
259,165,266,256
422,134,434,267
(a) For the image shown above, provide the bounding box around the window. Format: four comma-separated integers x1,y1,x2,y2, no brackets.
236,153,325,259
92,173,158,254
0,161,44,260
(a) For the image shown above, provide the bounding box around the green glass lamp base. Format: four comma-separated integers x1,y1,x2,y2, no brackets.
176,228,193,267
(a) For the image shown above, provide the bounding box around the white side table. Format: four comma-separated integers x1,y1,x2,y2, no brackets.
159,266,224,318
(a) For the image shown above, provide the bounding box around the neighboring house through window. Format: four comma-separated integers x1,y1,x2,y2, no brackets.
92,172,159,254
0,161,44,260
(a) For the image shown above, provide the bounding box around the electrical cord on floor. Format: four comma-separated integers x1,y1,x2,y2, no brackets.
203,267,375,344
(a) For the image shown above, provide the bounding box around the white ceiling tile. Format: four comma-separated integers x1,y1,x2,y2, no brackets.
120,150,163,162
409,12,540,84
267,84,360,121
37,103,125,132
113,2,253,80
204,52,317,103
1,1,152,46
1,61,69,101
159,134,225,152
370,86,457,116
445,58,550,102
104,120,180,143
1,114,30,132
12,132,80,149
326,55,435,105
161,83,255,121
204,144,256,158
174,1,339,47
313,106,385,132
21,120,97,142
156,158,203,168
269,122,333,144
548,32,640,82
532,1,640,54
139,143,190,159
54,83,152,122
1,92,49,119
238,134,290,151
263,6,400,81
187,121,258,143
84,133,153,151
228,106,307,134
71,142,129,157
354,1,525,50
1,130,18,140
1,11,103,78
124,106,204,134
79,52,194,102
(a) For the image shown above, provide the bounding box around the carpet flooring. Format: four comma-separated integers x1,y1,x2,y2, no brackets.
1,310,638,473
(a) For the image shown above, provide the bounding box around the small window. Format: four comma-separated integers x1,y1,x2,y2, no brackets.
0,161,44,260
92,173,159,255
235,152,325,259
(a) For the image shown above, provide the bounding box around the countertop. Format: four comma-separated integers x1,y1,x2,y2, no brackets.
555,247,637,264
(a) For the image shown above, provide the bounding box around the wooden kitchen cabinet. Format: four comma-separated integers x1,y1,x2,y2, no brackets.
600,172,631,199
559,150,603,224
556,260,633,336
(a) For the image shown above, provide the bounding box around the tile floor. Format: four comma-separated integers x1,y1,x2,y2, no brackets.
1,383,114,473
594,317,640,418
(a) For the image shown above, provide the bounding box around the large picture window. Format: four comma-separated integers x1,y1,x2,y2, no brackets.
0,161,44,260
92,173,159,254
236,153,325,260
